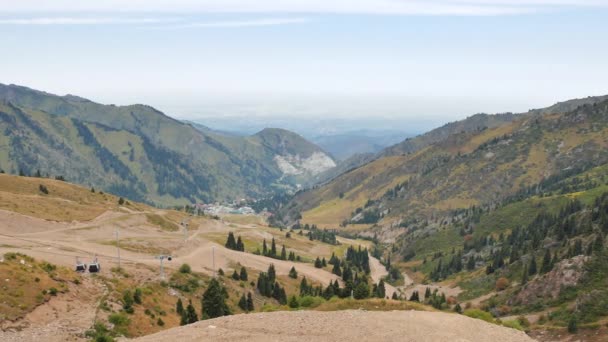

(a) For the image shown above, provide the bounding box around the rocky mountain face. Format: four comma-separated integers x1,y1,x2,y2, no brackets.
0,84,335,205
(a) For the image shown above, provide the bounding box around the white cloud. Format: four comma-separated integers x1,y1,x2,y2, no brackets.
1,0,607,16
161,18,309,29
0,17,178,25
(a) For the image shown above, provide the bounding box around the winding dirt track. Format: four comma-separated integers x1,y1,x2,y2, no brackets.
130,310,536,342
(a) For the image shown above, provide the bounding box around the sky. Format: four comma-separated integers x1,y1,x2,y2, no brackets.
1,0,608,126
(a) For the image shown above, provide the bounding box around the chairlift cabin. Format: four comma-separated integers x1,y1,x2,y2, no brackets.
75,258,86,272
88,257,101,273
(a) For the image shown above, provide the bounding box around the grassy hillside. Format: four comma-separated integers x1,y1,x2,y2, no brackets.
0,84,335,205
282,98,608,230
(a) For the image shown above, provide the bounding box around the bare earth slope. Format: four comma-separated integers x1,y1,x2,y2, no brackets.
131,310,534,342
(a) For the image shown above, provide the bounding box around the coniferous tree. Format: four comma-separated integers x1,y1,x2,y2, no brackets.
353,282,369,299
236,236,245,251
281,245,287,260
176,298,184,315
424,287,431,300
271,238,277,257
289,266,298,279
300,277,310,296
263,239,268,256
225,232,237,250
391,292,399,300
528,257,537,276
232,269,240,280
268,264,276,283
540,249,552,274
332,262,342,276
240,267,248,281
201,278,231,319
186,300,198,323
376,280,386,298
314,257,322,268
521,265,529,285
454,303,463,314
238,294,248,311
246,292,254,311
322,257,327,267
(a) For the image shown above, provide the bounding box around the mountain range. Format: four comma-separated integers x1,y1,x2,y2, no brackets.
0,83,336,206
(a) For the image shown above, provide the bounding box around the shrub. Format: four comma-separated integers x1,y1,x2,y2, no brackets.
464,309,495,324
495,277,510,291
179,263,192,274
49,287,58,296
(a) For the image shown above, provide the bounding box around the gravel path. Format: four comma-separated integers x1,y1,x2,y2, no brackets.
129,310,536,342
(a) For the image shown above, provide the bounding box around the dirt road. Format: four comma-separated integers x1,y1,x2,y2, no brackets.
129,310,536,342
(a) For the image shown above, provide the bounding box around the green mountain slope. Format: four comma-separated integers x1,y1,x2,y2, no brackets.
281,96,608,229
0,84,335,205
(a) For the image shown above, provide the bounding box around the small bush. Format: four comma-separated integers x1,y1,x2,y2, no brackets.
464,309,495,323
49,287,58,296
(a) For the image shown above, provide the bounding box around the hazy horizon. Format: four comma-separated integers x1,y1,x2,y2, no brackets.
1,0,608,127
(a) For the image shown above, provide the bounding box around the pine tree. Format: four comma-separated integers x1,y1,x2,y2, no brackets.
314,257,322,268
281,245,287,260
232,269,240,280
332,262,342,276
268,264,276,283
540,249,552,274
225,232,237,250
271,238,277,257
528,257,537,276
238,294,248,311
201,278,231,319
246,292,254,311
424,287,431,300
454,303,463,314
240,267,248,281
176,298,184,315
236,236,245,251
186,300,198,323
300,277,309,296
353,282,369,299
289,266,298,279
376,280,386,298
391,292,399,300
322,257,327,267
263,239,268,256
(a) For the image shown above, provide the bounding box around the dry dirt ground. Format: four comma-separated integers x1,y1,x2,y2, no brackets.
129,310,535,342
0,276,103,342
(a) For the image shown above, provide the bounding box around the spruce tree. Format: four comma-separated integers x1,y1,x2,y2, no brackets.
281,245,287,260
289,266,298,279
271,238,277,257
322,257,327,267
232,269,240,280
314,257,322,268
263,239,268,256
236,236,245,251
201,278,231,319
176,298,184,315
540,249,552,274
186,300,198,323
268,264,276,282
238,294,248,311
528,257,537,276
332,262,342,276
225,232,237,250
246,292,254,311
240,267,248,281
376,280,386,298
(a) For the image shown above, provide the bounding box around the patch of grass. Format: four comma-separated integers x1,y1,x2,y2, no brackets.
146,214,179,231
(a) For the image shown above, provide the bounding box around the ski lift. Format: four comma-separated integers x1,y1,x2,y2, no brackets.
88,256,101,273
75,257,86,272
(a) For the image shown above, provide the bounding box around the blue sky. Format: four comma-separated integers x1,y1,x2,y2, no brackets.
1,0,607,123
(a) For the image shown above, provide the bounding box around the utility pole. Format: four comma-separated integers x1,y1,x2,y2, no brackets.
155,255,172,279
115,229,121,269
